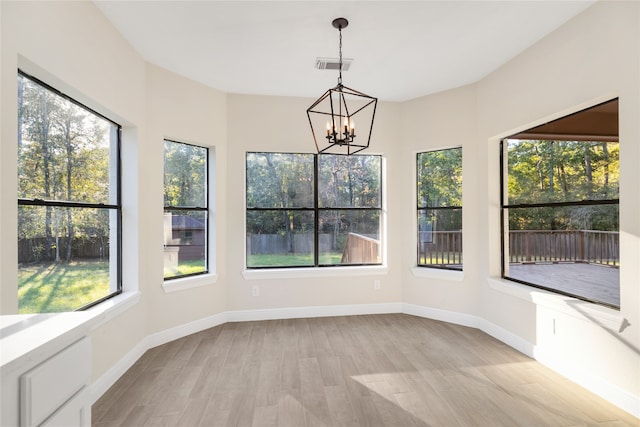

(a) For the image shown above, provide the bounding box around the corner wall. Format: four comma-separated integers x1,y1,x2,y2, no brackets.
0,1,230,383
225,94,404,312
400,0,639,411
479,0,639,401
0,0,150,380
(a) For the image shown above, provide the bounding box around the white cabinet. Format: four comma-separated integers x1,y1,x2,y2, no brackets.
1,313,97,427
41,389,89,427
20,337,91,427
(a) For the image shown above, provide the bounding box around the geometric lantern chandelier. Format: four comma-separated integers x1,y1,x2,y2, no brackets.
307,18,377,155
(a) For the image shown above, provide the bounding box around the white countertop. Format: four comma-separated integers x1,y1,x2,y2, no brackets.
0,291,140,374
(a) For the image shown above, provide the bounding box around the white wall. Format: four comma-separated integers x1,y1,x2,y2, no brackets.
1,0,150,379
143,64,228,336
1,0,638,417
226,94,403,311
480,0,639,399
0,1,229,382
399,85,481,316
400,0,640,406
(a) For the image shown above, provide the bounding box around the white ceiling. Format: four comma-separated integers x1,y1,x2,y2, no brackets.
94,1,595,102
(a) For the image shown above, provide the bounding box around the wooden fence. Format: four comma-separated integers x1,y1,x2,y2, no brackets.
18,237,109,263
247,233,333,255
341,233,380,264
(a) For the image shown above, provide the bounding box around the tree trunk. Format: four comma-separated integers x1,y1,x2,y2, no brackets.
263,154,293,253
332,157,340,251
584,147,593,198
548,141,555,195
601,142,610,197
534,146,544,190
559,163,569,196
18,76,24,153
39,88,54,261
65,119,74,262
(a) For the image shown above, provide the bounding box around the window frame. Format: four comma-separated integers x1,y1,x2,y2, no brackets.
499,103,620,309
163,139,210,281
416,147,463,271
245,151,383,269
17,69,123,311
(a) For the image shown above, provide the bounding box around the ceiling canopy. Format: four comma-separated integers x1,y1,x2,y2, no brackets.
510,99,618,142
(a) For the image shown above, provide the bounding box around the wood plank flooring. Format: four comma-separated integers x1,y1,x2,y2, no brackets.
92,314,638,427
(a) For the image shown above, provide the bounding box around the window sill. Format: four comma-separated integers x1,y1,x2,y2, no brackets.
411,267,464,281
162,273,218,293
88,290,140,327
487,277,624,331
242,265,388,280
1,291,140,372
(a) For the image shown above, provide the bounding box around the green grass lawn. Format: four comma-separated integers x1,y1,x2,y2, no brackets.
248,252,342,267
18,253,364,313
18,260,110,314
164,259,207,278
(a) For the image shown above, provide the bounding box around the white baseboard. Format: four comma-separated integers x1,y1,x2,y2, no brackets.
88,336,149,405
227,302,403,322
146,312,228,349
534,347,640,419
402,303,535,357
479,318,535,358
89,302,639,419
402,303,481,329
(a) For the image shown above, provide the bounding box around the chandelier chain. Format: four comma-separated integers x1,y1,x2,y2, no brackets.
338,28,343,86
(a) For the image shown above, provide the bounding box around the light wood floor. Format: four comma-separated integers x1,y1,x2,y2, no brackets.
92,314,638,427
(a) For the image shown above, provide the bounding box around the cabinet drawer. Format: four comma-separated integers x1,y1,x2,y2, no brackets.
41,387,88,427
20,337,91,427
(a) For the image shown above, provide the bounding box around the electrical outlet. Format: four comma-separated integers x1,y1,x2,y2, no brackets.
252,285,259,297
374,280,381,290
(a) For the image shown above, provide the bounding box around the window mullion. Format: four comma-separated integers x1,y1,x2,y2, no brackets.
314,154,319,267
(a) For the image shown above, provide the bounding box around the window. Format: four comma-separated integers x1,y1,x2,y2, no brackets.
501,99,619,308
416,148,463,270
163,140,209,279
246,152,382,268
17,71,121,313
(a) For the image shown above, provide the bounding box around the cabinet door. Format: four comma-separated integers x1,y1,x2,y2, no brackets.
41,389,88,427
20,337,91,427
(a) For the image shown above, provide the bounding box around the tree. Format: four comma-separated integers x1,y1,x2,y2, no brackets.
18,74,113,264
506,139,619,231
417,148,462,233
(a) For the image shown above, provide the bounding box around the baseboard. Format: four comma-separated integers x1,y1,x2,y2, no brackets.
402,303,481,328
145,312,229,349
88,336,149,405
534,347,640,419
478,318,535,358
227,302,403,322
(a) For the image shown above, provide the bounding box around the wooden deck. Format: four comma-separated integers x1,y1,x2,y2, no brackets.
507,262,619,307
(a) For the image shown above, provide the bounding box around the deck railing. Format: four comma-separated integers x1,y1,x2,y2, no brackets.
418,231,462,267
508,230,619,266
418,229,619,267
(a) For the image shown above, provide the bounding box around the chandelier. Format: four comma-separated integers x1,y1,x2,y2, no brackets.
307,18,377,155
